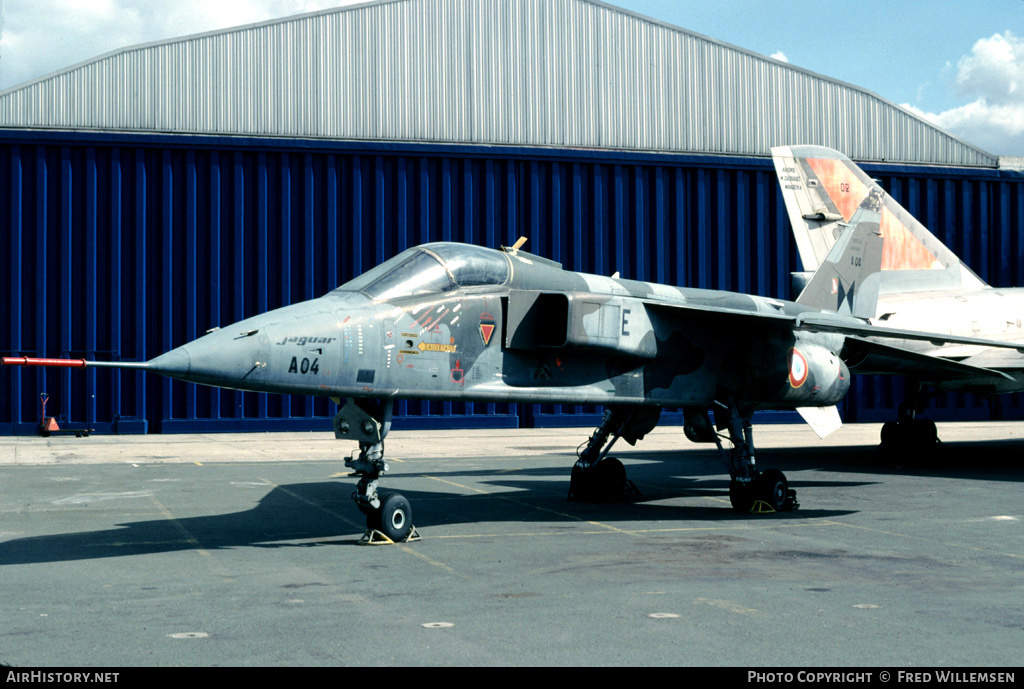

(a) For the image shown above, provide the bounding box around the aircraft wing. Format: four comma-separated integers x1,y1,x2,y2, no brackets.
644,301,1022,391
644,299,796,332
795,313,1024,354
644,301,1024,353
841,337,1015,382
958,349,1024,371
506,289,798,360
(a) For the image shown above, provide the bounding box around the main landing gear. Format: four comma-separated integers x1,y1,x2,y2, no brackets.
570,403,797,514
709,400,798,514
568,407,653,502
880,383,939,455
334,399,420,545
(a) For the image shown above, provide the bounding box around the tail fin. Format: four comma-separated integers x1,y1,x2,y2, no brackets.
772,145,986,294
795,204,884,318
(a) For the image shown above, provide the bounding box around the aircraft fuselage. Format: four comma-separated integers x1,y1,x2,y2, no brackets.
147,245,850,412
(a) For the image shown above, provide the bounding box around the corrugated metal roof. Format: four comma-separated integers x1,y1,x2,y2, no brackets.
0,0,998,166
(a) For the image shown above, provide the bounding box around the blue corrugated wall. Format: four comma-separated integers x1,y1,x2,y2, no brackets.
2,130,1023,434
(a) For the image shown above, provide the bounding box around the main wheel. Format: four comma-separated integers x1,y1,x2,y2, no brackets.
729,479,755,513
757,469,790,512
367,493,413,542
593,457,627,499
881,419,939,457
880,420,899,447
569,457,627,501
911,419,938,447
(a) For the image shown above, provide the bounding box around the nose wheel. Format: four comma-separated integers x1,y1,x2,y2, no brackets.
361,492,420,545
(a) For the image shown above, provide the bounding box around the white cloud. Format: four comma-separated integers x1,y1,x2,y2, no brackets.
953,31,1024,105
903,100,1024,143
904,31,1024,156
769,51,788,63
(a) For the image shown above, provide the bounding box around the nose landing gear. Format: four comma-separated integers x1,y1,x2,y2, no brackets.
334,399,420,545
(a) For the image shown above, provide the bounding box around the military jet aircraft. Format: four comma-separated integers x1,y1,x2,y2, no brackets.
772,145,1024,448
5,211,1022,543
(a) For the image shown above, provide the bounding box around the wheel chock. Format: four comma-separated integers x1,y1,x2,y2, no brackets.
357,526,422,546
749,500,777,515
359,529,394,545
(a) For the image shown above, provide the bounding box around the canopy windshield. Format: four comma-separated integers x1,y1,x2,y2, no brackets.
335,244,509,300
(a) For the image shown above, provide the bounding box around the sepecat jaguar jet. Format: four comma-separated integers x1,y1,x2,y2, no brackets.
6,226,1022,543
772,145,1024,450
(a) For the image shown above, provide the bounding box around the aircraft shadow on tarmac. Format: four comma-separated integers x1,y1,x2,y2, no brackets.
2,438,1020,566
0,458,856,567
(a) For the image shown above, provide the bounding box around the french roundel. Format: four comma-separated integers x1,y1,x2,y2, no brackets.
788,348,808,388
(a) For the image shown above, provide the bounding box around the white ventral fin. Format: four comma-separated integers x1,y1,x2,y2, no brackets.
796,405,843,439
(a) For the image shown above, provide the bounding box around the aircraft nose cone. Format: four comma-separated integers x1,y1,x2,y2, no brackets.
144,329,270,390
183,331,269,388
147,346,192,377
143,298,349,393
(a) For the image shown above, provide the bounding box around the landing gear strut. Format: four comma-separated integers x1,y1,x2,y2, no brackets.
334,399,419,544
710,400,798,513
568,407,654,501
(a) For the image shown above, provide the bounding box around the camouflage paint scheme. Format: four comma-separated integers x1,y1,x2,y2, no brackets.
133,241,851,414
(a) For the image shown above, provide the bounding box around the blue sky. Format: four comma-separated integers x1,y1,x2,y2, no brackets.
617,0,1024,156
1,0,1022,155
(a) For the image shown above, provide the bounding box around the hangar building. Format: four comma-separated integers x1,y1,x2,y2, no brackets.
2,0,1022,434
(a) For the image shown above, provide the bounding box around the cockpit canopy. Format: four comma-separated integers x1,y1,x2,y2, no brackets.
334,243,511,300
